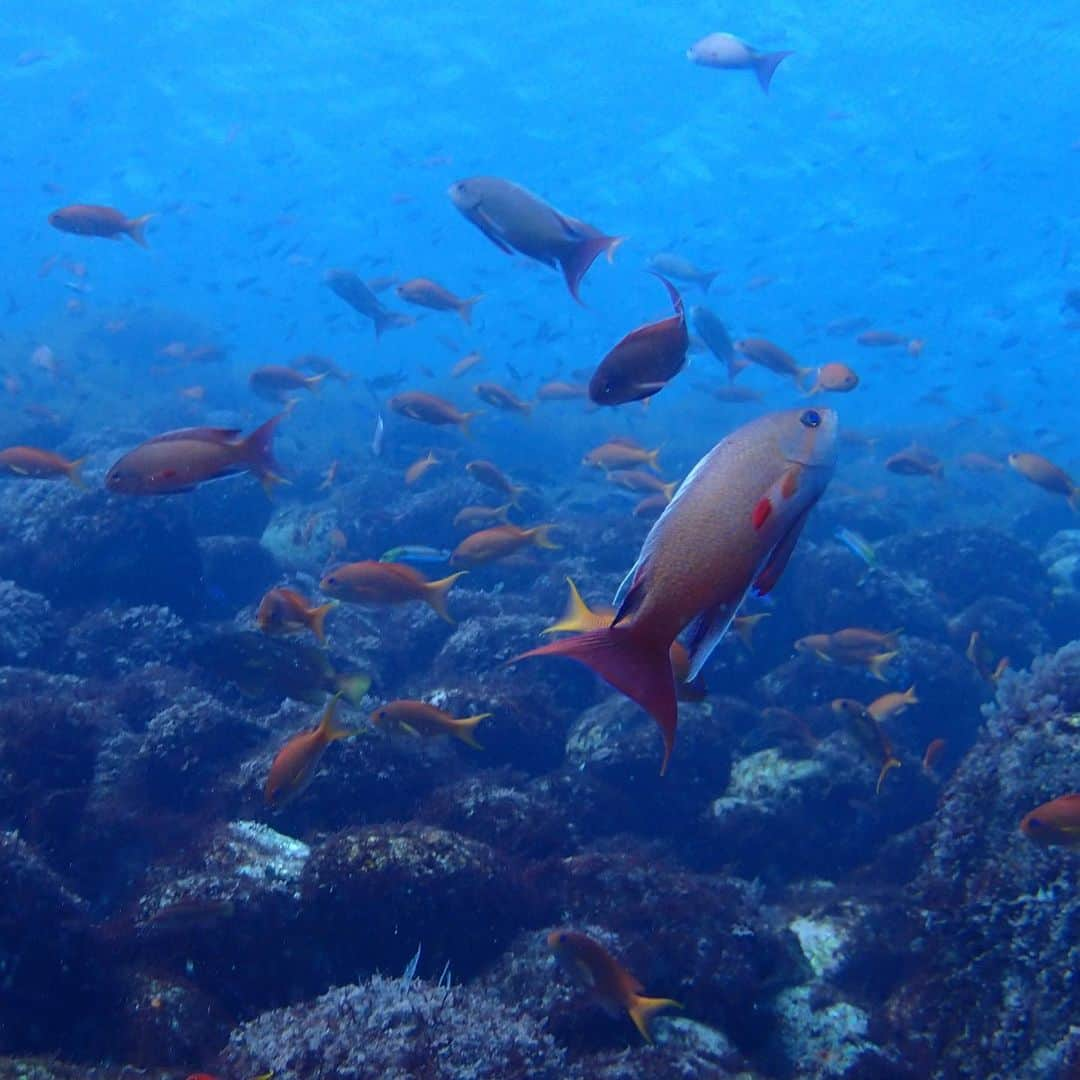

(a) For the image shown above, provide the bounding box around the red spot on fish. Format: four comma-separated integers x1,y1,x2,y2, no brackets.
751,497,772,530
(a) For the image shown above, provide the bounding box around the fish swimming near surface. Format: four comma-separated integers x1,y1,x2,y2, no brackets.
547,929,681,1042
448,176,622,303
105,414,285,495
324,268,416,338
1019,794,1080,848
0,446,85,486
48,204,153,247
589,274,689,406
513,407,838,773
320,561,466,623
265,694,357,807
686,32,793,93
370,699,490,749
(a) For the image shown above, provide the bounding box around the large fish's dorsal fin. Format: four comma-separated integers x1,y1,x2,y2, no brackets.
683,600,740,681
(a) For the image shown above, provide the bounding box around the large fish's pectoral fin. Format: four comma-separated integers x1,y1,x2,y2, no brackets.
465,205,515,255
683,600,739,682
753,505,813,596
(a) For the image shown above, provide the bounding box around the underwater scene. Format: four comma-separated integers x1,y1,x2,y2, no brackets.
1,3,1079,1078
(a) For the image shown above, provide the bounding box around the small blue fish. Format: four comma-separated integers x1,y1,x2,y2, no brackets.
380,545,452,564
834,527,877,568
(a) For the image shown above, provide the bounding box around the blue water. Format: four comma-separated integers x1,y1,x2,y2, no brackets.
2,3,1079,1077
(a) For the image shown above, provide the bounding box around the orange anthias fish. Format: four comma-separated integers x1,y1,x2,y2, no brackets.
474,381,532,415
249,365,325,403
868,685,918,722
465,459,526,505
965,631,1010,684
831,698,901,795
0,446,85,487
48,204,153,247
606,468,677,500
370,700,491,749
583,440,662,472
451,524,559,567
807,362,859,395
256,587,337,643
795,628,901,680
265,695,356,807
396,278,483,324
1008,452,1079,511
885,446,944,480
547,929,680,1042
537,380,589,401
388,390,480,434
405,451,442,486
732,338,811,386
105,414,285,495
855,330,909,348
589,274,688,405
448,176,622,303
515,407,838,773
453,503,512,529
921,737,947,775
320,561,466,623
1020,794,1080,848
451,351,485,378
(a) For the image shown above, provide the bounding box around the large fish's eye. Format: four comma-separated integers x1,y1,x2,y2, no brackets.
800,409,822,429
325,576,337,585
1027,817,1043,831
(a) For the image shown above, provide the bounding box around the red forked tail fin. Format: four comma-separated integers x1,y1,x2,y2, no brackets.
512,625,677,773
559,234,624,305
241,412,286,488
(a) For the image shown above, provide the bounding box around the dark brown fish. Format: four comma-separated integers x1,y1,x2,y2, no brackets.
589,275,688,405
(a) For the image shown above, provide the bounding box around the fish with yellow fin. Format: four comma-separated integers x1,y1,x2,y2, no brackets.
370,699,490,749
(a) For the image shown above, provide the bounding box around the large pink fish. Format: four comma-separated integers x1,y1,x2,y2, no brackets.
513,408,837,773
105,415,285,495
448,176,622,303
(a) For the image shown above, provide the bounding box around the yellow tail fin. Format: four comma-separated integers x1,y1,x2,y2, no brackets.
528,524,561,551
67,457,87,489
543,577,608,635
307,601,338,644
127,213,154,248
645,447,662,473
876,756,901,796
868,650,898,681
453,713,491,750
425,571,468,623
627,993,681,1043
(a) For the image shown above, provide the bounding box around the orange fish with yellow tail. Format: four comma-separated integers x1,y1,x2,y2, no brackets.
831,698,901,795
370,699,490,749
514,408,837,773
451,524,559,567
320,561,466,624
265,694,358,807
0,446,85,487
388,390,480,434
256,587,336,643
547,928,681,1042
1019,794,1080,848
